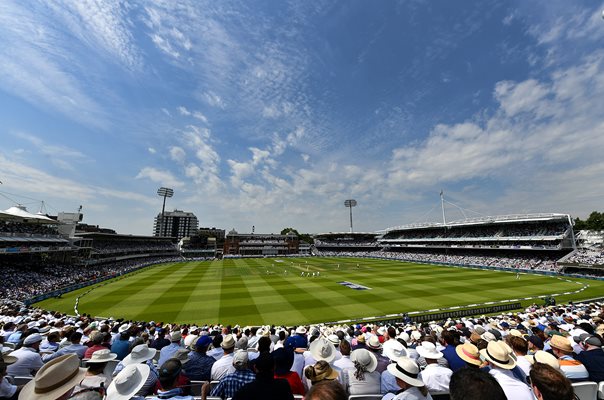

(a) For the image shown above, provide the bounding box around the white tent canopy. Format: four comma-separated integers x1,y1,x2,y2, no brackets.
1,205,56,223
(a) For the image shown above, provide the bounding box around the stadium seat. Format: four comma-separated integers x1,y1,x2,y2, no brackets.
12,376,33,386
430,391,450,400
597,381,604,400
190,380,208,397
293,395,304,399
348,395,383,400
210,380,220,391
572,381,598,400
3,343,15,349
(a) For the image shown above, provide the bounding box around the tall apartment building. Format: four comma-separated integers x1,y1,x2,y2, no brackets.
153,209,198,240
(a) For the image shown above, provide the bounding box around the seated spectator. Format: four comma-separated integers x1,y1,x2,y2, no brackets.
416,341,451,393
157,331,183,368
19,354,86,400
548,335,589,382
107,363,150,400
449,366,506,400
110,330,131,361
529,362,574,400
305,360,339,387
39,331,60,354
232,353,293,400
479,341,532,400
112,344,158,397
382,357,431,400
183,336,215,382
305,380,347,400
0,354,19,400
439,331,465,372
43,331,87,361
74,349,116,392
454,342,482,368
83,331,108,360
210,334,236,381
505,336,531,376
7,333,44,377
209,350,255,399
273,348,304,396
574,334,604,382
149,358,193,400
342,348,380,395
333,340,354,371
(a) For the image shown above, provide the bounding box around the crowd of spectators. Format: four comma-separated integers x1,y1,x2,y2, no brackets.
567,249,604,266
382,222,569,241
314,239,379,247
0,257,182,301
1,300,602,399
91,240,177,255
0,221,59,237
314,249,561,272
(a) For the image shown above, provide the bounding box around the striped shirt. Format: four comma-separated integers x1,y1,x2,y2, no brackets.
558,356,589,381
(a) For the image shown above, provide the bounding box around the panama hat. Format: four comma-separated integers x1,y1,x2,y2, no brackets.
305,360,339,382
118,323,131,333
526,350,560,370
416,341,443,359
387,357,424,387
295,326,307,334
18,354,86,400
480,341,516,370
383,341,408,361
106,363,150,400
309,338,336,363
351,348,377,372
455,342,482,366
121,344,156,366
367,336,382,350
221,334,236,349
0,353,18,365
549,335,573,353
86,349,118,364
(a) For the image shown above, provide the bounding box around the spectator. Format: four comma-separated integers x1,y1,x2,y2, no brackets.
273,348,304,396
107,363,150,400
18,354,86,400
416,341,452,393
209,350,255,399
548,335,589,382
382,357,431,400
333,340,354,371
43,331,87,362
232,353,293,400
0,354,19,400
183,335,215,382
157,331,183,368
574,334,604,382
149,358,193,400
112,344,158,397
83,331,108,360
342,348,380,395
529,362,574,400
479,341,532,400
304,360,339,386
439,331,465,372
454,342,482,368
305,380,347,400
211,334,236,381
7,333,44,377
449,367,506,400
73,349,116,392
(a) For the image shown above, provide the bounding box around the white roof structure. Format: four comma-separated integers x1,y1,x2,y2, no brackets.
1,205,56,223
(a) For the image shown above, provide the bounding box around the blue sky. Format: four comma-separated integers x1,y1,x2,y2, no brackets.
1,0,603,235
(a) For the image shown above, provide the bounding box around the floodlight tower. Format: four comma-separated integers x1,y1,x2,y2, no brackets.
344,199,357,233
157,187,174,236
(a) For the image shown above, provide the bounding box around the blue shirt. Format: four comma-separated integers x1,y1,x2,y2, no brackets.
441,345,466,372
183,352,216,381
211,369,256,399
158,343,181,368
111,338,131,360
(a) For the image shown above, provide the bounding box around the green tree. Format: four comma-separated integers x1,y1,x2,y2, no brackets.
281,228,313,243
574,211,604,230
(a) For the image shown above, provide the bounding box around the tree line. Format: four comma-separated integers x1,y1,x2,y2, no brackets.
574,211,604,231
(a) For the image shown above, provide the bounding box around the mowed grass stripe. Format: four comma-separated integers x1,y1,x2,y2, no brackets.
174,261,223,324
218,265,262,324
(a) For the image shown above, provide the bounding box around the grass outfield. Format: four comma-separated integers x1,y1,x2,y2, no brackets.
36,257,604,326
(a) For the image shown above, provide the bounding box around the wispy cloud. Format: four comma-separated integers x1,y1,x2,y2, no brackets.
135,166,185,188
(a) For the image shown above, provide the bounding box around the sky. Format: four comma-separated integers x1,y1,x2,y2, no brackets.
0,0,603,235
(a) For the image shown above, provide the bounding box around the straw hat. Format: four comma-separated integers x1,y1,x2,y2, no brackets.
549,335,573,353
480,341,516,370
526,350,560,370
1,354,18,365
18,354,86,400
351,348,377,372
106,364,150,400
416,341,443,359
121,344,156,366
309,338,336,363
305,360,339,382
366,336,382,350
383,341,408,361
221,334,236,350
86,349,118,364
387,358,424,387
455,342,482,366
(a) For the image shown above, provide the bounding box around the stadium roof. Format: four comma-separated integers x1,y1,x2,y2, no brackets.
1,206,56,223
384,213,571,232
314,232,379,237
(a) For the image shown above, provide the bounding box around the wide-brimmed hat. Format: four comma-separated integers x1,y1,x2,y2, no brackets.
121,344,156,366
549,335,573,353
416,341,443,359
526,350,560,370
106,363,150,400
23,333,43,346
309,338,336,363
18,354,86,400
1,354,18,365
455,342,482,366
387,357,424,387
383,341,408,361
327,334,340,346
221,334,236,349
296,326,307,335
366,336,382,350
351,348,377,372
86,349,118,364
184,334,198,349
173,348,191,365
118,323,131,333
480,341,516,370
306,361,339,382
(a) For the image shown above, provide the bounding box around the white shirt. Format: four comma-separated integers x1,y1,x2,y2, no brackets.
291,352,305,379
334,355,355,371
382,386,433,400
7,347,44,377
420,364,452,392
489,367,533,400
0,377,17,398
516,355,532,376
210,353,235,380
